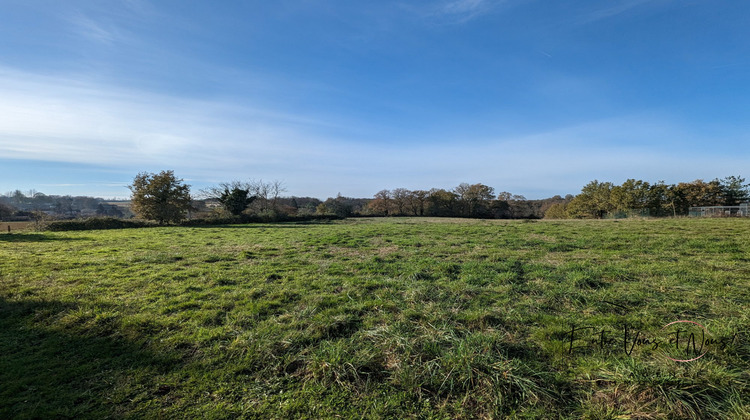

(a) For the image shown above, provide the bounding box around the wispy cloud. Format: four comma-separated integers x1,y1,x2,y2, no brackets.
442,0,489,15
407,0,506,24
69,15,123,44
578,0,667,25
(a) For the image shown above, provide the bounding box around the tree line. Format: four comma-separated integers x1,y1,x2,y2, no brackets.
0,190,128,220
129,172,748,223
3,171,748,224
125,171,568,223
545,176,750,219
363,185,568,219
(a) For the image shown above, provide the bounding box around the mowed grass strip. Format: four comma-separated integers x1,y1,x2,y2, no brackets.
1,218,749,419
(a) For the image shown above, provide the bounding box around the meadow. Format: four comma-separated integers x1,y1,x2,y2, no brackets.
1,218,749,419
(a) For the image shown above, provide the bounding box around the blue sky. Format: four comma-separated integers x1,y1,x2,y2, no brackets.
1,0,749,199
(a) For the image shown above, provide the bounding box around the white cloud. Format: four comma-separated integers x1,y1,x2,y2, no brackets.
0,67,374,197
0,67,335,167
0,67,746,199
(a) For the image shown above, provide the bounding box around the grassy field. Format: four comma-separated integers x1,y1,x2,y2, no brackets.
1,218,749,419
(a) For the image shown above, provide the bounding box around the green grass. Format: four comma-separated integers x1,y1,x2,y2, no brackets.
1,218,749,419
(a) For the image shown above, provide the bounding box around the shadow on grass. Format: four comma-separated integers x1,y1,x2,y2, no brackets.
0,297,180,419
0,233,89,243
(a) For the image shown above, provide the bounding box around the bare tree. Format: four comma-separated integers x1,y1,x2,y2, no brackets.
247,179,287,213
269,180,286,212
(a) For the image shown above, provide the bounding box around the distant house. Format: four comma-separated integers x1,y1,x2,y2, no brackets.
202,199,222,209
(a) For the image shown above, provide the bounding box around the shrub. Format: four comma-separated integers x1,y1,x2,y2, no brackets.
44,218,154,231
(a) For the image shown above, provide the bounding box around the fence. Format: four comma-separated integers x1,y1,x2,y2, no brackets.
689,203,749,217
